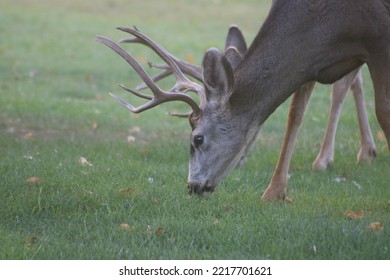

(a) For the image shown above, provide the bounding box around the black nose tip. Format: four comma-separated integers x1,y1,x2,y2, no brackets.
188,183,214,196
188,183,202,195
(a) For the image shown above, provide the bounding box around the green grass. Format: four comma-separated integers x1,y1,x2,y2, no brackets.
1,0,389,260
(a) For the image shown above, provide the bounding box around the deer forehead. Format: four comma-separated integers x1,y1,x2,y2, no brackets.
191,109,235,131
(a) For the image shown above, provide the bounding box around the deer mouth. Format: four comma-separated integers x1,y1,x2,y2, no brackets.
188,182,215,196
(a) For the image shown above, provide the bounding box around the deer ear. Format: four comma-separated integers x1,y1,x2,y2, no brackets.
225,25,247,55
224,47,243,70
202,48,234,106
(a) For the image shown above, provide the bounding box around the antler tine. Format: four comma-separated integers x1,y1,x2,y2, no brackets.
96,35,201,115
120,32,203,93
119,84,152,99
117,27,204,94
120,36,202,81
134,66,173,91
135,61,202,91
119,37,142,44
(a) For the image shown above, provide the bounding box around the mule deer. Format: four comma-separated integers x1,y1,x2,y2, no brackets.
130,26,376,170
97,0,390,201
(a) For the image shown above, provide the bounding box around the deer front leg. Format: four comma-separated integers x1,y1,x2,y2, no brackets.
262,81,315,201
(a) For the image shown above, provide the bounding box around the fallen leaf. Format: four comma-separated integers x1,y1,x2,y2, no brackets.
376,131,387,142
79,156,93,166
130,126,141,133
345,210,365,220
91,121,98,130
119,224,133,232
352,180,363,190
155,227,165,236
23,131,35,140
334,177,346,183
95,94,104,100
80,189,94,197
369,222,383,232
284,197,293,204
127,135,136,143
137,55,146,63
25,236,39,245
119,187,136,196
25,176,43,185
24,236,39,250
186,54,195,63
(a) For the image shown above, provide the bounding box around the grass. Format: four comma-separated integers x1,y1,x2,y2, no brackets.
1,0,389,260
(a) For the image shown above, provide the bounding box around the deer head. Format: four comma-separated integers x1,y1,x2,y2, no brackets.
97,26,254,195
188,47,243,194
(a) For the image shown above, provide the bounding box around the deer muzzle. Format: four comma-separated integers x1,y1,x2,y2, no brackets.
188,181,215,196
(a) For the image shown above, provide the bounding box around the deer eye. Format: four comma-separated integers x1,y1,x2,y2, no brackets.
193,135,204,147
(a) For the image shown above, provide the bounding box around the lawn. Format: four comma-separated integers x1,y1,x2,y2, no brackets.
0,0,389,259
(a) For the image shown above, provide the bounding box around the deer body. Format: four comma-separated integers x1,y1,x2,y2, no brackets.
227,0,390,200
98,0,390,201
235,0,382,114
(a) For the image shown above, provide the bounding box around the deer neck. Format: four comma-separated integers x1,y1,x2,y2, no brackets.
229,0,366,126
230,38,310,127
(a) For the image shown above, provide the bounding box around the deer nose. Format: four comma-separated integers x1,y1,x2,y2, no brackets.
188,182,202,195
188,182,214,196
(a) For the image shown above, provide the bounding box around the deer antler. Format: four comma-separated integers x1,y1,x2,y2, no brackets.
96,27,204,116
120,37,202,90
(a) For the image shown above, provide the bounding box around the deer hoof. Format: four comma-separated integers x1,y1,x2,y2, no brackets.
312,158,333,171
357,146,377,163
261,188,286,202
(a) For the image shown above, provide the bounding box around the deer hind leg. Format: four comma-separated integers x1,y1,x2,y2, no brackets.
312,68,376,170
312,71,356,170
262,81,315,201
369,55,390,152
351,69,376,163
